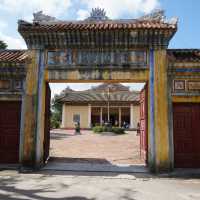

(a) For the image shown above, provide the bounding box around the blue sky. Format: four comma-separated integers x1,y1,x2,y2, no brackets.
0,0,199,96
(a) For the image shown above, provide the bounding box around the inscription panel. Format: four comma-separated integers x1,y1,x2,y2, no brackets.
0,80,10,90
173,79,200,94
47,49,147,67
0,79,24,92
188,81,200,91
174,80,185,91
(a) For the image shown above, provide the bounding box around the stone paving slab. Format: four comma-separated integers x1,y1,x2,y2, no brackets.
0,170,200,200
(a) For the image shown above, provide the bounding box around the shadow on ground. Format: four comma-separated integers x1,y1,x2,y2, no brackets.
0,175,95,200
49,157,111,164
0,171,138,200
50,132,76,140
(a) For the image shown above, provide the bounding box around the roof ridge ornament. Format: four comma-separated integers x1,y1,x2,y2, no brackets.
33,11,57,23
86,8,109,21
139,9,166,21
139,9,178,25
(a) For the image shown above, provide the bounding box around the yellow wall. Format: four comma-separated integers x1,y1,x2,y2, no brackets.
62,104,89,128
132,105,140,129
61,104,140,129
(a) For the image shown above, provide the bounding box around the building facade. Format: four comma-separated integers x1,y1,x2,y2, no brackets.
0,8,200,172
59,83,140,129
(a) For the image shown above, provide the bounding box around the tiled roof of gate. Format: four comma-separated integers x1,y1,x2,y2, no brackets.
18,19,177,32
0,50,28,63
167,49,200,62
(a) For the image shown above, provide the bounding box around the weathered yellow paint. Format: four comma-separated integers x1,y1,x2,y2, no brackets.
46,69,149,83
44,69,49,81
154,49,170,171
21,50,39,165
172,96,200,102
37,79,46,164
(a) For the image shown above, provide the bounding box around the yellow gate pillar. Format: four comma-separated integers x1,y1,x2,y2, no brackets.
19,49,46,168
148,49,172,172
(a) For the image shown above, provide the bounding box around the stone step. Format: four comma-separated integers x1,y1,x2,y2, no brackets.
42,162,148,173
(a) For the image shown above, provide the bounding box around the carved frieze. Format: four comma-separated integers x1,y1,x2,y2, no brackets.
47,49,147,67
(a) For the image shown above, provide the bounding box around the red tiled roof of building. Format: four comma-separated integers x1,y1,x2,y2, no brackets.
0,50,28,63
168,49,200,62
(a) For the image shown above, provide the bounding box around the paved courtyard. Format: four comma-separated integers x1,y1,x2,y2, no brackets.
50,130,143,165
0,170,200,200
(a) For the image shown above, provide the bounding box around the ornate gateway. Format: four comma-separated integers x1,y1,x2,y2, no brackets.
1,8,200,171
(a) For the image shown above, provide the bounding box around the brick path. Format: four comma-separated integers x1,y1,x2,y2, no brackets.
50,129,144,165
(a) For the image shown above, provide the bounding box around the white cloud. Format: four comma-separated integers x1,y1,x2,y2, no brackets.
0,32,27,49
0,0,72,19
77,9,90,20
78,0,160,19
0,20,7,29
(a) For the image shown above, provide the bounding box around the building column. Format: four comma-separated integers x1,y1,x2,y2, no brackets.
119,107,121,127
61,104,66,128
100,107,103,125
88,104,91,128
130,104,134,129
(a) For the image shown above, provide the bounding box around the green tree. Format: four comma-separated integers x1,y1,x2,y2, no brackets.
50,94,62,128
50,86,72,129
0,40,7,49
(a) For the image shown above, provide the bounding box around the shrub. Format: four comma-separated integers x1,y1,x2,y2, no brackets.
112,127,125,134
102,125,112,132
50,117,60,129
93,126,103,133
92,126,126,134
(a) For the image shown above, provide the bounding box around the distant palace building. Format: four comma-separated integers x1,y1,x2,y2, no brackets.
58,83,140,129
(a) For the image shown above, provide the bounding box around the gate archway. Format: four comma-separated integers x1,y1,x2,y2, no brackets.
2,9,200,172
17,9,177,172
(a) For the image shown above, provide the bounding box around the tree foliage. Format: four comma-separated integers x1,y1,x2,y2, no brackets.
50,94,62,129
50,86,73,129
0,40,7,49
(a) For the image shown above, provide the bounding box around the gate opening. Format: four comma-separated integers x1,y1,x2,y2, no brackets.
44,82,148,170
